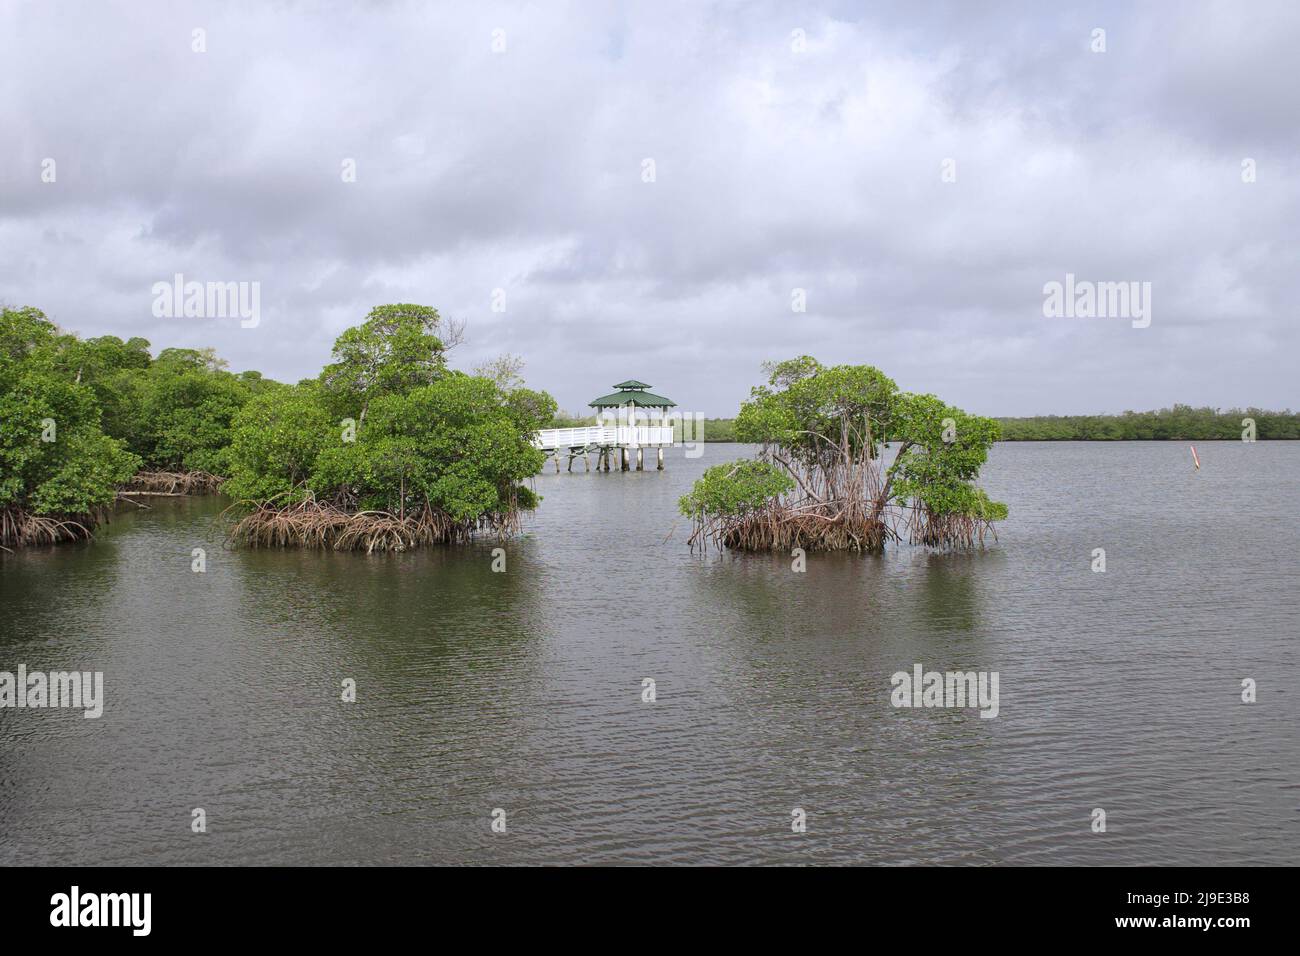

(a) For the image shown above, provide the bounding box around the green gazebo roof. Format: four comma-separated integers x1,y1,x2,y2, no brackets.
589,380,676,408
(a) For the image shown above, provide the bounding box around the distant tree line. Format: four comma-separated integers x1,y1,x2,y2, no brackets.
698,406,1299,442
695,418,736,442
995,406,1300,440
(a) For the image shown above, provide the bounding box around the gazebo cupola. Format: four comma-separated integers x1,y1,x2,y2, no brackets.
588,380,676,424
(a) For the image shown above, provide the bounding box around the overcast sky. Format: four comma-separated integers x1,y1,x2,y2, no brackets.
2,0,1296,416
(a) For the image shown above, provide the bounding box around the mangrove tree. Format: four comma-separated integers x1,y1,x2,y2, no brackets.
0,307,141,547
679,357,1007,552
223,304,555,551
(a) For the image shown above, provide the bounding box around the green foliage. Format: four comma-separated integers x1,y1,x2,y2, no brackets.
224,305,555,531
698,418,737,442
26,430,140,514
551,410,597,428
678,459,794,518
997,406,1300,440
144,361,262,474
710,368,1288,450
2,300,547,547
889,393,1006,520
0,307,140,519
70,336,271,475
319,303,451,421
761,354,823,388
68,334,152,383
221,382,335,503
310,375,553,519
737,360,899,465
682,357,1007,549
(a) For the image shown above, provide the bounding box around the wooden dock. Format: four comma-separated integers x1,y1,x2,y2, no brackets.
533,424,674,471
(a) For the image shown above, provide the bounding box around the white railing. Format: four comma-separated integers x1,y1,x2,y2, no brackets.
534,425,674,450
533,426,612,449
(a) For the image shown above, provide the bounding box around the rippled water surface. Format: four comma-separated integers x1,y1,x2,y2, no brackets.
2,442,1297,865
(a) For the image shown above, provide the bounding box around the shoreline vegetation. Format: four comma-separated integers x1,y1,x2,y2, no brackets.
995,407,1299,440
224,494,527,552
121,470,225,496
679,357,1007,553
2,303,276,548
1,303,553,552
3,299,1291,554
218,304,552,552
663,407,1300,442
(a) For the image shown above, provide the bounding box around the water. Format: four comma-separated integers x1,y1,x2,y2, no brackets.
1,442,1297,865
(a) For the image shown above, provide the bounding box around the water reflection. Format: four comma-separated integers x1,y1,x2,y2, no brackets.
1,443,1297,865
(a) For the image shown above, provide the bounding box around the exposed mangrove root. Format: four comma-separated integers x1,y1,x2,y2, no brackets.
906,507,999,550
689,500,899,552
688,491,999,554
121,470,225,495
684,428,999,554
685,431,902,552
223,496,523,553
682,358,1009,554
0,506,98,550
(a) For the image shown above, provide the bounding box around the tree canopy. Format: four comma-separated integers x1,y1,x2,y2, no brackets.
1,307,141,545
2,301,549,551
224,304,555,550
682,357,1006,551
319,303,456,422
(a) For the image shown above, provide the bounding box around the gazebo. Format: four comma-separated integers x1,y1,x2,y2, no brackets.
588,380,676,471
531,380,679,473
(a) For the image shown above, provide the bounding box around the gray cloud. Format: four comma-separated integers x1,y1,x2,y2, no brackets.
2,0,1296,416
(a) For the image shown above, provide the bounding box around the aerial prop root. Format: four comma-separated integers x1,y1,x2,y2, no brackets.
221,495,519,552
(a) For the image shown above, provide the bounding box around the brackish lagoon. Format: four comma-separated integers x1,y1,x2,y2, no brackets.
1,442,1296,865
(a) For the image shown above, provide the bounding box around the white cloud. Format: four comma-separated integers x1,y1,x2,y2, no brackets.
1,0,1297,415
